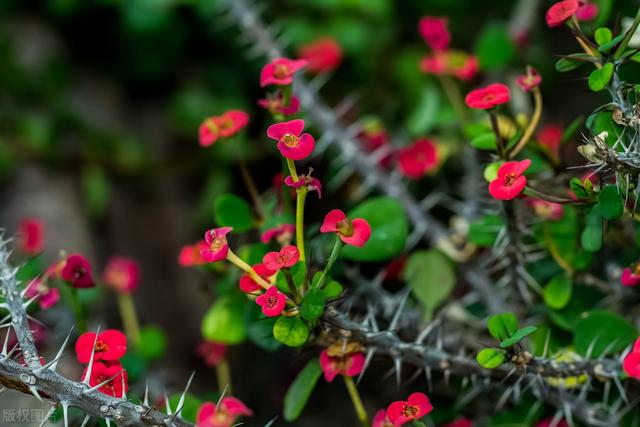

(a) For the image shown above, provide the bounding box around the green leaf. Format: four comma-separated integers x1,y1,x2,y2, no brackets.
273,316,309,347
300,288,326,321
483,162,501,182
543,275,573,310
342,197,409,262
137,326,168,361
201,295,246,344
596,185,623,219
469,215,504,247
169,393,201,423
581,209,603,252
403,250,455,319
476,348,506,369
569,177,593,199
587,63,614,92
213,194,254,232
594,27,613,46
471,132,497,150
574,310,637,357
488,312,518,341
475,23,515,70
554,53,593,72
596,32,625,53
499,326,538,348
323,281,343,300
276,262,307,293
283,358,322,421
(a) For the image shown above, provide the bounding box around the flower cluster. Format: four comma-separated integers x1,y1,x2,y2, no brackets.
199,110,249,147
196,397,252,427
546,0,599,28
75,330,128,397
374,392,433,426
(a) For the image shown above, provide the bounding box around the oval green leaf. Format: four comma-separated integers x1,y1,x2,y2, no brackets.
284,358,322,421
476,348,506,369
213,193,254,232
201,295,247,344
543,275,573,310
488,312,518,341
588,63,614,92
273,316,309,347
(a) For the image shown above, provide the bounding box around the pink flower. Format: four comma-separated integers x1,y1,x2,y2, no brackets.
297,37,343,73
197,398,253,427
387,392,433,426
260,57,307,87
263,245,300,271
266,119,315,160
319,349,365,382
398,139,439,179
75,329,127,364
261,224,296,244
239,263,276,293
546,0,579,28
516,66,541,92
488,160,531,201
576,1,598,21
25,278,60,309
320,209,371,247
538,124,563,158
444,419,473,427
18,218,44,255
372,410,394,427
453,55,479,81
61,254,94,288
258,93,301,116
102,256,140,294
196,341,227,367
255,286,286,317
623,337,640,379
178,241,208,267
200,227,232,263
420,51,479,82
284,174,322,198
465,83,511,110
527,199,564,221
199,110,249,147
621,267,640,287
418,16,450,51
536,417,569,427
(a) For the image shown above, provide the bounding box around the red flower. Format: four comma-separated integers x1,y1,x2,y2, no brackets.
178,240,208,267
284,174,322,198
418,16,450,51
197,398,253,427
319,349,365,382
372,410,394,427
444,418,473,427
257,93,300,116
25,278,60,310
266,119,315,160
18,218,44,255
297,37,343,73
239,263,276,293
320,209,371,247
621,266,640,287
196,341,227,367
200,227,232,263
82,361,128,398
465,83,511,110
387,392,433,426
102,256,140,294
420,51,479,82
623,337,640,379
75,329,127,364
61,254,94,288
546,0,579,28
488,160,531,201
199,110,249,147
255,286,286,317
516,66,541,92
398,139,439,179
261,224,296,245
260,57,307,87
527,199,564,221
263,245,300,271
538,124,563,159
576,2,598,21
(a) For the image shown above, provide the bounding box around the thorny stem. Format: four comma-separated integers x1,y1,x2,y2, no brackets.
509,87,542,159
489,111,505,159
343,375,368,427
226,250,270,289
283,268,302,304
117,293,141,348
238,158,265,220
287,158,307,261
216,358,232,395
316,237,343,289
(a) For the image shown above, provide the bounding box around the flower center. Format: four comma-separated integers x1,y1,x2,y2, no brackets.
401,404,418,418
504,172,517,186
205,119,219,134
266,296,278,308
210,236,227,252
73,267,86,280
219,118,234,130
337,218,354,237
281,134,300,147
95,340,109,353
273,64,290,78
633,262,640,276
483,93,495,102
